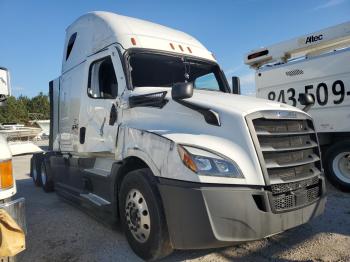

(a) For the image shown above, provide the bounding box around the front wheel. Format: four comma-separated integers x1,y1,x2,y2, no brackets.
324,141,350,192
119,168,173,261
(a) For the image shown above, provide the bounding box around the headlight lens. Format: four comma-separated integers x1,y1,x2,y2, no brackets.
178,145,244,178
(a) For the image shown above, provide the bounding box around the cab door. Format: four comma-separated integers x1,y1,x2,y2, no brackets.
79,47,125,153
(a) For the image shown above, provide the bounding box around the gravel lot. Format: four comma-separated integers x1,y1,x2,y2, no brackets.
13,152,350,262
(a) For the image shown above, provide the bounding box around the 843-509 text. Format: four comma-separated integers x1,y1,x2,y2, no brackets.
267,80,348,106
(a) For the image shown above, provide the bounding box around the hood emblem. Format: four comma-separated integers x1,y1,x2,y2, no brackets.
276,111,297,119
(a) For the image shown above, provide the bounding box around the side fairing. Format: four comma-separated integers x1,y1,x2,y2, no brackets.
58,64,84,152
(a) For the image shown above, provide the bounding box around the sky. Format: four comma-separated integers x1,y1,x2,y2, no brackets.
0,0,349,97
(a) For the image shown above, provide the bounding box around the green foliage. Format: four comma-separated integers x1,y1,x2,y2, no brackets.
0,93,50,124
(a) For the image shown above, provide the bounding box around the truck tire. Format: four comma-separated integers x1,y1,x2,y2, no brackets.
41,161,54,192
119,168,173,261
324,141,350,192
30,156,42,187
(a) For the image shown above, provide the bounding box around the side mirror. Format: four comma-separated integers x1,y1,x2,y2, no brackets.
299,93,315,112
172,82,193,100
232,76,240,94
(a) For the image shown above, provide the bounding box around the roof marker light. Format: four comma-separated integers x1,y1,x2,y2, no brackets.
131,37,137,46
179,45,184,52
170,43,175,50
187,47,192,53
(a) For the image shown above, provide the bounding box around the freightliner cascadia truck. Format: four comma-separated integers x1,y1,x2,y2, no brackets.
0,67,26,260
31,12,326,260
245,22,350,191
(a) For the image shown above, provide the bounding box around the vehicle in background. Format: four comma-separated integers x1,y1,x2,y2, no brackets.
0,67,26,260
31,12,326,260
245,21,350,191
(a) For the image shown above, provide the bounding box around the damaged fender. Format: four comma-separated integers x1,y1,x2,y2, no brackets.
115,126,176,178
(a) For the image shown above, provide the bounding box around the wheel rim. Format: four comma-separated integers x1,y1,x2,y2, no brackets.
41,164,46,186
332,152,350,184
125,189,151,243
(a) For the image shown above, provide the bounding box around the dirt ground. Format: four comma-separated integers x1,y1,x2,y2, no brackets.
13,152,350,262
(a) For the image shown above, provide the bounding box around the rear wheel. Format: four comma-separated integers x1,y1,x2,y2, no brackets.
41,161,54,192
324,141,350,192
30,156,41,187
119,168,173,261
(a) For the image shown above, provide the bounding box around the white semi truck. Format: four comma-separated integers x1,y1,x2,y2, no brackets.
245,21,350,191
31,12,326,260
0,67,26,259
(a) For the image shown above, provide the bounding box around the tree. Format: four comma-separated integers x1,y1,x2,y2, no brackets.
0,96,28,123
0,92,50,124
28,92,50,120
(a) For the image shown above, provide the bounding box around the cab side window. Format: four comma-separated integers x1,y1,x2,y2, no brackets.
88,56,118,99
194,72,220,91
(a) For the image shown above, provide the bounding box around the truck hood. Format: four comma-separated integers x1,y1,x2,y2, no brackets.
129,87,303,117
184,89,301,116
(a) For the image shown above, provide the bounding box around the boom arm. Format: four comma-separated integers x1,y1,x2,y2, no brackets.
245,21,350,68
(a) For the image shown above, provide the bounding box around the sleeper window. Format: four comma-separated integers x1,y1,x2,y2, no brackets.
88,56,118,99
66,32,77,60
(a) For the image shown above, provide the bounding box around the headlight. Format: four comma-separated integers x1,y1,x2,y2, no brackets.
178,145,244,178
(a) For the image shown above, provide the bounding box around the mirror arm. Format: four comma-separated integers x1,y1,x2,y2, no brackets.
298,93,315,112
302,104,312,112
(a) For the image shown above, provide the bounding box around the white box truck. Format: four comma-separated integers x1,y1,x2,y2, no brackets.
0,67,26,260
245,21,350,191
31,12,326,260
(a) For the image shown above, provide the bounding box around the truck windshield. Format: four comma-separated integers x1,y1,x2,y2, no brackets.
128,52,228,92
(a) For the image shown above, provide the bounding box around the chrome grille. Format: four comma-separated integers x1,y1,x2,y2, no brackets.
251,117,321,182
273,194,295,210
307,186,320,201
272,185,320,212
268,164,319,181
271,176,319,194
246,111,323,212
254,119,312,134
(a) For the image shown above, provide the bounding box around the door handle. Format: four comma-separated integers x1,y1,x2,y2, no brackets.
109,104,117,126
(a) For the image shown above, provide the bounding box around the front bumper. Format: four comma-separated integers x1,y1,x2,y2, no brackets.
0,197,26,234
158,178,326,249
